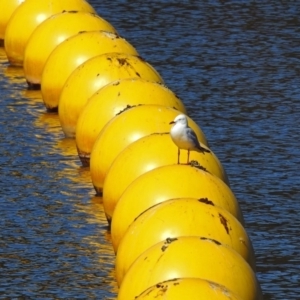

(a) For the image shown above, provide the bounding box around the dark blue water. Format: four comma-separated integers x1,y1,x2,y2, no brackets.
1,1,300,299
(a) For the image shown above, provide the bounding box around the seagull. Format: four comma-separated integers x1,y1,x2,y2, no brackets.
169,114,210,164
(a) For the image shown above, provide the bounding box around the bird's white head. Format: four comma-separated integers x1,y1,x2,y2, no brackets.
169,114,188,126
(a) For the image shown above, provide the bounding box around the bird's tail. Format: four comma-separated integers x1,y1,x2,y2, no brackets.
198,145,211,154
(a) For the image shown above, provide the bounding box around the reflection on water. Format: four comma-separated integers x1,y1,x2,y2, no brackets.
1,0,300,299
0,46,117,297
4,65,25,83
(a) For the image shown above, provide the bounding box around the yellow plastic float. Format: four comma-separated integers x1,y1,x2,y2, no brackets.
4,0,95,65
117,236,263,300
90,105,207,183
24,12,117,87
115,198,255,285
0,0,24,43
58,53,163,137
135,278,242,300
41,31,138,112
76,78,187,165
111,164,242,250
102,134,229,222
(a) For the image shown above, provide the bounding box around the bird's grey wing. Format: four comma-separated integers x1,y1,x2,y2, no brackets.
186,128,201,148
186,127,210,153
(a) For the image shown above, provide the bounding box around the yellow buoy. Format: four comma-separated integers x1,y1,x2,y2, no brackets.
4,0,95,65
0,0,24,43
41,31,138,113
58,52,163,137
89,104,207,182
115,198,255,285
24,12,117,87
102,134,230,222
111,164,243,250
135,278,242,300
76,78,187,165
117,237,263,300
